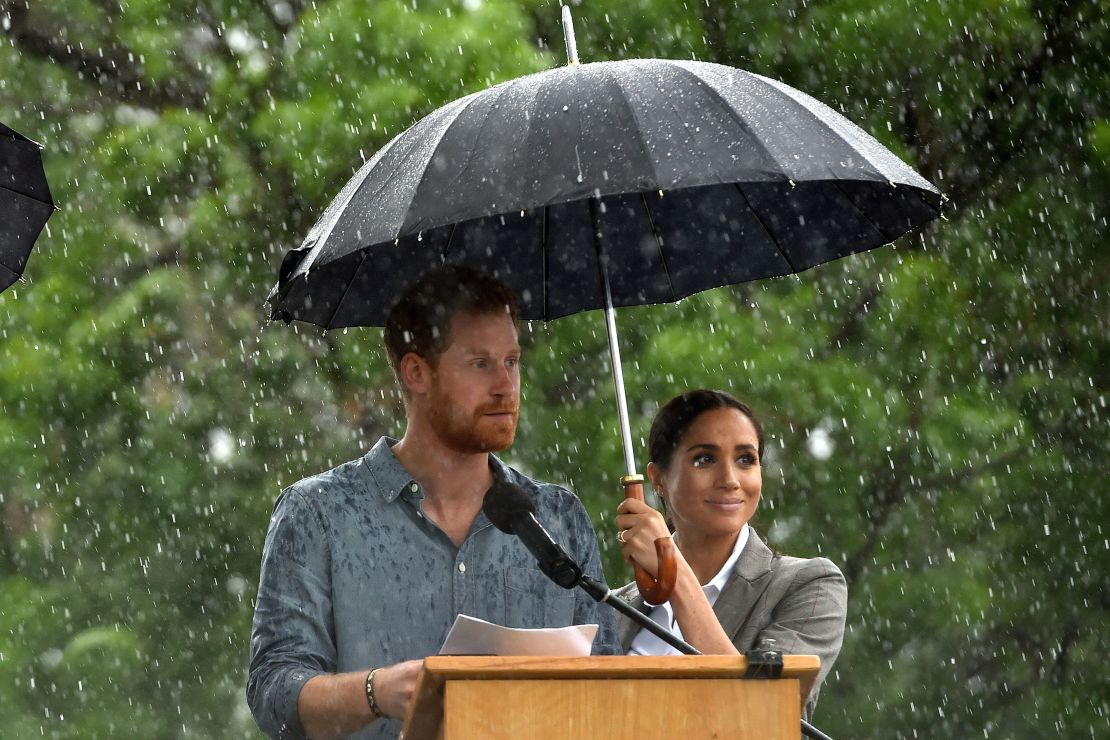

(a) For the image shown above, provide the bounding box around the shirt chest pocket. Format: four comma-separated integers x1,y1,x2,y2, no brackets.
503,566,576,629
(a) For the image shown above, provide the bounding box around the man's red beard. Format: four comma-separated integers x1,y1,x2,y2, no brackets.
427,396,520,454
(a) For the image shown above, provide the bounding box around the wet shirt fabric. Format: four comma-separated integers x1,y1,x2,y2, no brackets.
247,437,620,739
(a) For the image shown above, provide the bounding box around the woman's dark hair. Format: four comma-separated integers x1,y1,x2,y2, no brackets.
648,389,765,470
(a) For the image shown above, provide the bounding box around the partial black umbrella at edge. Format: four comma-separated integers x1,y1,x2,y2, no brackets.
1,122,56,293
266,14,944,613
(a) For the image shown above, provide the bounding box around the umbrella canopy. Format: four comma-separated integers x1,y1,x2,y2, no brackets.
268,58,942,328
1,121,55,293
268,48,944,611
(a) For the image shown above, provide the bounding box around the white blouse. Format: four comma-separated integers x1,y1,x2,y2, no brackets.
627,524,750,656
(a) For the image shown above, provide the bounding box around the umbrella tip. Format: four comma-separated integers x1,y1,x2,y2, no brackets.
561,5,580,66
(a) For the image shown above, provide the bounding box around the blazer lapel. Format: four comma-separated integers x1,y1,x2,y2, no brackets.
712,529,774,642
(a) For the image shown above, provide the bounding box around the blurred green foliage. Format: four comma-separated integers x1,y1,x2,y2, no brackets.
1,0,1106,737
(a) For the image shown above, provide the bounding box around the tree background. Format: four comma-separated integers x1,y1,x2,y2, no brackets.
1,0,1106,736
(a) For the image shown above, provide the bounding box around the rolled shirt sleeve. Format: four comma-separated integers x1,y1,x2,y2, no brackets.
247,486,335,739
246,441,626,738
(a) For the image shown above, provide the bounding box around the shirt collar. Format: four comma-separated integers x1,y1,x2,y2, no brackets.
704,524,749,599
361,437,413,503
360,436,511,503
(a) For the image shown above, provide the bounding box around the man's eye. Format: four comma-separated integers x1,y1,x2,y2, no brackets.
506,357,519,368
473,360,487,369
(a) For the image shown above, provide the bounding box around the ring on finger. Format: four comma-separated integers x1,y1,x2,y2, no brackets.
617,529,629,544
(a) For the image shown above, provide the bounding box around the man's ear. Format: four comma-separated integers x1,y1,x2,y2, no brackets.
398,352,433,396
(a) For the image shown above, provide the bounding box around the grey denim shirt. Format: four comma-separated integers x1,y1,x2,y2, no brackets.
247,437,620,739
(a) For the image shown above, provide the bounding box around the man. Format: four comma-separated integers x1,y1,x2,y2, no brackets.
247,266,620,739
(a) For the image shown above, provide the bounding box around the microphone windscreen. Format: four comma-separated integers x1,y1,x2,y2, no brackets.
482,478,536,533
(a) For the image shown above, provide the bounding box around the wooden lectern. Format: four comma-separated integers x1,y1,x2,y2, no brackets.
402,655,819,739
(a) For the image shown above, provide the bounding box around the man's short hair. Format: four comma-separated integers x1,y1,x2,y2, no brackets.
383,266,519,379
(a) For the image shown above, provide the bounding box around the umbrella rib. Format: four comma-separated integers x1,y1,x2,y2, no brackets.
0,123,38,144
665,61,790,177
608,62,662,184
750,71,936,192
0,261,21,282
441,221,459,263
302,133,405,267
403,81,518,229
734,183,798,273
828,178,898,244
310,91,479,265
0,183,55,209
638,192,676,302
541,206,550,321
322,249,370,331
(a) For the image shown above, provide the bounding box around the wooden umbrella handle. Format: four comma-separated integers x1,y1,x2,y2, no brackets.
621,475,677,604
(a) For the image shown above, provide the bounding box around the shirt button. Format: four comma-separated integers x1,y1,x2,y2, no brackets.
410,483,419,492
458,562,466,573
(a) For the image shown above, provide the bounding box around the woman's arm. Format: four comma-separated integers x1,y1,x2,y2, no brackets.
753,558,847,717
615,498,738,655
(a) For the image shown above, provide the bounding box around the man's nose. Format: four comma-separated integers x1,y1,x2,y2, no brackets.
491,363,517,395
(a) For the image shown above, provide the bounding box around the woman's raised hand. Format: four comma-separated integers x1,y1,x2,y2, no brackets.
615,497,673,577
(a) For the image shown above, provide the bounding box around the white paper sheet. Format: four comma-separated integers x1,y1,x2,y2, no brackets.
439,614,597,656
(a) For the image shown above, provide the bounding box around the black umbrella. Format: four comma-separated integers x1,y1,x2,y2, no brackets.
268,10,942,606
268,60,941,328
1,122,55,293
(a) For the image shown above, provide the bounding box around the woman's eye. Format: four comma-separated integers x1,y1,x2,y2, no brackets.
738,454,757,467
692,454,714,467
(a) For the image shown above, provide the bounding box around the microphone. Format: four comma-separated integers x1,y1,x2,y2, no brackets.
482,478,583,589
482,477,700,654
480,478,837,740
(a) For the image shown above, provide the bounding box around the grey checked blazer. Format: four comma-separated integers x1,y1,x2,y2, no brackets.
614,529,848,720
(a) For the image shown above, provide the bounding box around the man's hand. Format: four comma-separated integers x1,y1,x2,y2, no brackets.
373,659,424,719
297,659,425,739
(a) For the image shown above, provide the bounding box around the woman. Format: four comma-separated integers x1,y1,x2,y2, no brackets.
615,389,847,719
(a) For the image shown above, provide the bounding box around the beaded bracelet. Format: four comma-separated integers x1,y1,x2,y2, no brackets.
365,667,384,719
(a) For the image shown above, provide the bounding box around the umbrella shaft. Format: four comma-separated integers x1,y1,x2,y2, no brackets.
603,295,637,477
591,198,637,477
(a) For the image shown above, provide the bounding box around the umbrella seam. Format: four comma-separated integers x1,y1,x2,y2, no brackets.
0,262,22,282
309,91,482,269
638,192,676,302
301,133,405,269
541,206,550,321
665,61,791,180
322,249,370,330
607,62,662,185
403,81,519,228
0,123,39,145
373,120,461,236
828,179,898,244
748,71,923,186
0,183,55,208
441,221,459,263
733,182,797,273
375,95,484,208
